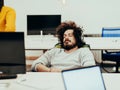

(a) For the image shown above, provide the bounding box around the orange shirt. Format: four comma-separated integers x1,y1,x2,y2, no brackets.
0,6,16,32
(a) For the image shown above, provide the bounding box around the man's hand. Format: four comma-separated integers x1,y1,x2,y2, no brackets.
50,68,62,72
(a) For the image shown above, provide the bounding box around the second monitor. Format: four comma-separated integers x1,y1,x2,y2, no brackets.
27,15,61,35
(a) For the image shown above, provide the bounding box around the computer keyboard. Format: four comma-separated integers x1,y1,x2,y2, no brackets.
0,74,17,79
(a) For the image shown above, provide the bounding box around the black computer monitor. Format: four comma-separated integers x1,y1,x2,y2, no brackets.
0,32,26,74
27,15,61,35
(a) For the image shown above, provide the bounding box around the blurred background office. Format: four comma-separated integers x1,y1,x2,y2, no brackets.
4,0,120,72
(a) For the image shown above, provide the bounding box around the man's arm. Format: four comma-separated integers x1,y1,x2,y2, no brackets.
81,48,96,66
36,63,50,72
36,63,62,72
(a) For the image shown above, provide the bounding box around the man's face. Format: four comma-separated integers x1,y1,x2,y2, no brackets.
63,29,77,50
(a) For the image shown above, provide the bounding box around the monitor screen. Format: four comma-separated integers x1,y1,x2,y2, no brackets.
0,32,26,74
27,15,61,35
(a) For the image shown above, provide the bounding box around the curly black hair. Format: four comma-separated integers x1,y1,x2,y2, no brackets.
56,21,86,48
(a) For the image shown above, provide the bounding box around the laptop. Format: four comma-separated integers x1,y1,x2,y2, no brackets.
61,65,106,90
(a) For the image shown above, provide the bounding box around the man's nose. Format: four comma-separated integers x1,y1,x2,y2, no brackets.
64,35,69,39
64,37,70,41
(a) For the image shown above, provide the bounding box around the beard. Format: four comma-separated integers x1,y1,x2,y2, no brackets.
63,42,77,50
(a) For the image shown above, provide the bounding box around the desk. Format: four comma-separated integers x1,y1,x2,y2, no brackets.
0,72,64,90
103,73,120,90
84,37,120,50
25,35,58,50
25,36,120,50
0,72,120,90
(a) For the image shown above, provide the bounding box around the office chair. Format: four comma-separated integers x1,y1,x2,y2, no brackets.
101,27,120,73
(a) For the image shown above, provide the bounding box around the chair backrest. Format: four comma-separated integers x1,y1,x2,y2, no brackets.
102,28,120,37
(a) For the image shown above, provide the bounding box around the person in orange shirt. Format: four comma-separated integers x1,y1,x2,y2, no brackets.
0,0,16,32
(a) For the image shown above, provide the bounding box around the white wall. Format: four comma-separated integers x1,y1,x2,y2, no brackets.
5,0,120,35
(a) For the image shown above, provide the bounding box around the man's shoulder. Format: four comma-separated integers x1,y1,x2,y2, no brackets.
47,48,63,53
78,47,90,51
45,48,63,55
50,47,63,51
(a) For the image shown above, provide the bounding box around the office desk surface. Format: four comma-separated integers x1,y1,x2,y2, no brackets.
25,36,58,50
103,73,120,90
0,72,120,90
84,37,120,50
0,72,64,90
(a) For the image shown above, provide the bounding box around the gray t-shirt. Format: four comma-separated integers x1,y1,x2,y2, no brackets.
31,47,95,71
